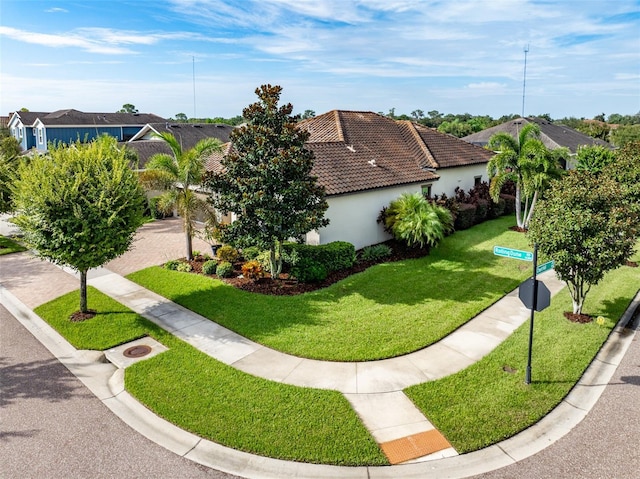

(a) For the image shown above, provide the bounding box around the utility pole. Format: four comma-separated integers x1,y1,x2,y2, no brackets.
192,56,197,119
522,45,529,118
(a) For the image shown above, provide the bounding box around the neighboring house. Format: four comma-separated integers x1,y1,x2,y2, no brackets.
206,110,494,250
126,122,235,169
462,117,613,169
7,109,166,152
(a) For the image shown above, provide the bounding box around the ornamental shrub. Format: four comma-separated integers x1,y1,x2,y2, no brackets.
359,244,392,262
290,257,328,283
164,260,181,270
454,203,477,230
176,262,192,273
241,246,261,261
217,245,239,263
281,241,355,272
202,260,218,275
216,261,234,278
241,260,264,280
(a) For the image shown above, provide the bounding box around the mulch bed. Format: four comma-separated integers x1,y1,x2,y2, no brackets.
563,312,593,323
70,309,97,322
184,239,430,296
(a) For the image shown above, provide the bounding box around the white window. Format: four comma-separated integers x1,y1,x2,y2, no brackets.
38,128,44,144
421,184,432,197
18,127,23,139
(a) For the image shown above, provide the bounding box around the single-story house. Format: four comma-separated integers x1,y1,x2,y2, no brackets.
126,122,235,168
462,117,613,169
7,109,166,152
206,110,494,250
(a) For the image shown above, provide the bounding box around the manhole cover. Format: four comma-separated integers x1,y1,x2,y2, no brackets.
123,345,152,358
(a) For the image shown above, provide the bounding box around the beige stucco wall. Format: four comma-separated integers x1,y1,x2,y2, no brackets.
307,164,490,250
307,183,424,250
431,164,489,198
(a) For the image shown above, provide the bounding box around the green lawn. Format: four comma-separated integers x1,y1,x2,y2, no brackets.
34,287,387,466
405,247,640,453
128,216,538,361
0,235,27,255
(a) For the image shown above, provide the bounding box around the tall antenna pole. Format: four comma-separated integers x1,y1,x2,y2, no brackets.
521,45,529,118
192,56,197,119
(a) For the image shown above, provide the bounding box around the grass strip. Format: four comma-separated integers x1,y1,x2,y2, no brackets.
128,216,536,361
0,235,27,255
405,248,640,453
34,288,387,466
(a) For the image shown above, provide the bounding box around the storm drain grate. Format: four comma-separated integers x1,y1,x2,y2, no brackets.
123,344,152,358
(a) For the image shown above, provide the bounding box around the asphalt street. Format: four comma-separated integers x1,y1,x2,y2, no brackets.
0,304,242,479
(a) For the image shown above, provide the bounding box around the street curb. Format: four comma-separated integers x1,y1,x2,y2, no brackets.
2,284,638,479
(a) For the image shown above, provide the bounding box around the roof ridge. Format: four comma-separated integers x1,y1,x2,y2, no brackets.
334,110,345,143
398,120,438,169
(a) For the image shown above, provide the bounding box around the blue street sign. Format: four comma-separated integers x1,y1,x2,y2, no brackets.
493,246,534,262
536,260,555,275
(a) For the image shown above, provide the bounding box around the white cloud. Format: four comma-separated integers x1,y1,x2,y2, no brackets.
45,7,69,13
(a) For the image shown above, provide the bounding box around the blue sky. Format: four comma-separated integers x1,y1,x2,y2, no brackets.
1,0,639,120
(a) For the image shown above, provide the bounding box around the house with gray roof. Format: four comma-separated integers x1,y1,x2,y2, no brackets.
462,117,613,168
7,109,166,152
126,122,235,168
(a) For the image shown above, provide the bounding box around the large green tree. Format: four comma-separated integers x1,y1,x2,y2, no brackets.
140,132,222,260
206,84,329,277
0,136,23,213
487,123,565,229
527,171,636,315
12,136,146,315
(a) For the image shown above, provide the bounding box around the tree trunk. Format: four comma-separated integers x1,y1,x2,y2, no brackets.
515,183,524,228
185,231,193,260
524,191,539,229
80,269,88,313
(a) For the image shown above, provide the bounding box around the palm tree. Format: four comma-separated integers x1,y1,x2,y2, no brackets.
383,192,453,248
487,123,564,229
140,132,222,260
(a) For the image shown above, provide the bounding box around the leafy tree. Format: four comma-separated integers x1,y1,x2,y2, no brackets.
411,109,424,120
610,124,640,147
206,84,329,277
527,171,636,315
139,132,222,260
381,192,453,248
12,136,146,315
118,103,138,114
487,123,564,229
0,136,24,213
575,120,610,141
300,110,316,120
174,113,188,122
575,145,615,173
437,118,474,138
605,141,640,226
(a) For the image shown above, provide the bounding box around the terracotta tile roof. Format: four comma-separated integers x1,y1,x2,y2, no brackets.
301,111,438,195
462,117,613,154
204,110,495,197
407,122,495,168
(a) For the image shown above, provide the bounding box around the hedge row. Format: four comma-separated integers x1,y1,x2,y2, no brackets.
282,241,356,273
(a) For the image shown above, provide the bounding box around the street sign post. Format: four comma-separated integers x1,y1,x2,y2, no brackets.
536,260,554,275
493,246,534,262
